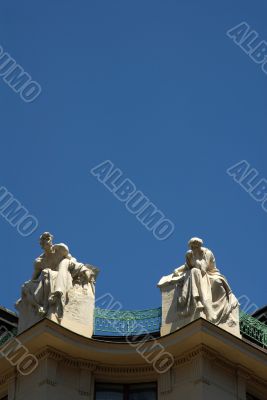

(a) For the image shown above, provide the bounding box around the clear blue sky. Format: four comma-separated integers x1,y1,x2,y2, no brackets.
0,1,266,313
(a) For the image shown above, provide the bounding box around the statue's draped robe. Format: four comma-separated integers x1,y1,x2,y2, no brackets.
173,248,238,325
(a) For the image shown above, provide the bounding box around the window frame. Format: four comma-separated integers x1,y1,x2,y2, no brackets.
94,382,157,400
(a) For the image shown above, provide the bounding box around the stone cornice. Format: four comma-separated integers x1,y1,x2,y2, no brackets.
172,344,267,390
1,318,267,389
36,346,97,371
1,343,266,388
173,344,217,367
0,368,16,387
37,346,155,375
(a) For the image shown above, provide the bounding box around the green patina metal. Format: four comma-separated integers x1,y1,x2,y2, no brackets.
94,307,267,348
94,307,162,335
0,328,17,347
0,309,266,349
240,310,267,348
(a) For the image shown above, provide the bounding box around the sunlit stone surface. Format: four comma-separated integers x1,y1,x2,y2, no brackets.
16,232,99,338
158,237,240,337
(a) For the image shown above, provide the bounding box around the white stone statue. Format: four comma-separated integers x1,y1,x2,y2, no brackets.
158,237,240,337
16,232,99,337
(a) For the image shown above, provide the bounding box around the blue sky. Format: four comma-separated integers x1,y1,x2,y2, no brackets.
0,1,266,314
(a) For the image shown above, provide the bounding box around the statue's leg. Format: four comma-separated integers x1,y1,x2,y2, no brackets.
50,259,71,321
190,268,215,321
42,269,51,314
190,268,205,309
54,259,70,296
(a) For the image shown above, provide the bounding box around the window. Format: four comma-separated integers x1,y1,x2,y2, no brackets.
95,383,157,400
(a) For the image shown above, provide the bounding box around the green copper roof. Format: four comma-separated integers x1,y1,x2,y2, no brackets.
94,307,162,335
0,308,266,349
94,307,267,348
240,310,267,348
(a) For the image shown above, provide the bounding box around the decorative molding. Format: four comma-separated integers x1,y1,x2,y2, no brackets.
173,345,216,367
0,343,267,390
38,379,56,387
34,344,267,386
36,347,65,362
0,369,15,386
36,347,96,371
36,346,154,375
173,344,267,389
78,390,90,396
158,369,172,394
7,376,16,400
38,356,58,387
79,369,92,397
95,364,155,376
191,350,211,386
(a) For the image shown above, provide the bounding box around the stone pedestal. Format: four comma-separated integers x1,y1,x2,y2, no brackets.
159,276,241,338
49,284,95,338
16,274,97,338
16,296,43,334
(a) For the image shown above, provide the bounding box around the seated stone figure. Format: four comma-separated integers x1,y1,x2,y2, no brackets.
158,237,240,337
16,232,99,335
174,237,238,324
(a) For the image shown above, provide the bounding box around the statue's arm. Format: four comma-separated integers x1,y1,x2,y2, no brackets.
211,252,216,268
173,265,186,276
32,258,42,280
171,264,187,288
56,243,70,259
71,262,95,281
207,250,218,271
185,251,193,268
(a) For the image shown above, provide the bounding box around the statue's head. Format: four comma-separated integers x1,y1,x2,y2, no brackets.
188,237,203,250
40,232,53,250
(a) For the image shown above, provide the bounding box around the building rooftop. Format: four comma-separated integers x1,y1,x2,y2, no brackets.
1,304,266,349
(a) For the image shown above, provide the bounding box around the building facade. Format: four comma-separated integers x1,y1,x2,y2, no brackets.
1,236,266,399
0,304,266,400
